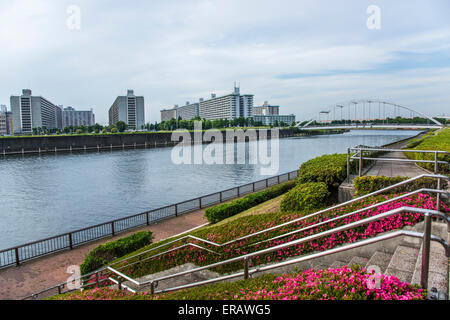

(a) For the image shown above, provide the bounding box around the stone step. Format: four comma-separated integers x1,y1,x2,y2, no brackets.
384,245,419,283
410,241,448,294
330,261,347,269
120,263,220,293
364,251,393,274
348,256,369,268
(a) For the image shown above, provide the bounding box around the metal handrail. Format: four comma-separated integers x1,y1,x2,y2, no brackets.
103,175,449,278
108,207,449,294
1,169,298,269
23,174,449,299
249,188,449,247
106,174,449,264
350,147,449,154
154,230,439,294
349,147,449,176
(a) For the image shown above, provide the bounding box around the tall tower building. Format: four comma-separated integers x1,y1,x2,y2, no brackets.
62,106,95,128
109,90,145,130
10,89,62,134
197,84,254,121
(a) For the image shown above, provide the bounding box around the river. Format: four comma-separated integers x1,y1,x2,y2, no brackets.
0,129,421,249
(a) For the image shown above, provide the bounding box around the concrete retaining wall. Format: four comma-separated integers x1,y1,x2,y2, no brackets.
0,128,295,156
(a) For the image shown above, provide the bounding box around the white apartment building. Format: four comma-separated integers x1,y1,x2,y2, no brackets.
10,89,62,134
109,90,145,130
198,85,254,121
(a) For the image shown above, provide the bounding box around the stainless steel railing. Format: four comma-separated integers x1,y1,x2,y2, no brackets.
107,174,449,262
107,206,449,295
1,169,298,269
348,146,449,177
24,173,449,299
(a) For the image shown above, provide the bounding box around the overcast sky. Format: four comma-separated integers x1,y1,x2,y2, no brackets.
0,0,449,124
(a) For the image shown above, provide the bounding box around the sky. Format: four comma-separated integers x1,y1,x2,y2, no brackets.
0,0,449,125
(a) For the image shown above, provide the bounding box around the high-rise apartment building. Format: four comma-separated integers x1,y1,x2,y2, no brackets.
0,111,7,135
253,114,296,126
6,112,13,135
109,90,145,130
197,85,253,121
160,85,253,122
160,102,199,122
253,101,280,116
0,105,8,135
63,106,95,128
10,89,62,134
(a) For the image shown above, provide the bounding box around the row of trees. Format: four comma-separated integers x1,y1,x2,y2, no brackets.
30,117,297,136
151,116,295,131
32,121,129,135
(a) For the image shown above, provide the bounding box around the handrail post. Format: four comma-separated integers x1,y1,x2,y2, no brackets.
118,276,122,291
150,281,155,295
199,198,202,209
15,248,20,266
69,233,73,250
243,257,249,280
95,272,100,288
436,177,441,213
347,147,350,182
111,222,115,237
175,204,178,217
434,151,438,173
420,213,432,290
146,212,150,226
359,148,363,177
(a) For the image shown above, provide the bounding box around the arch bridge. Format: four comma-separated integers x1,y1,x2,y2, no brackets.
298,99,444,130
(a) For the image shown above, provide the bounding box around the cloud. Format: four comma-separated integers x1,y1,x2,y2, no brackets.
0,0,449,124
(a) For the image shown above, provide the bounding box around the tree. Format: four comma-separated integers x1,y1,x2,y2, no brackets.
116,121,128,132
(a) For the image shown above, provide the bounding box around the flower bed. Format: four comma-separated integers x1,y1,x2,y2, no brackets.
117,192,448,278
49,266,426,300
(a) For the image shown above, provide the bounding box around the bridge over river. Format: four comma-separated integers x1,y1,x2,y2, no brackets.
298,99,444,131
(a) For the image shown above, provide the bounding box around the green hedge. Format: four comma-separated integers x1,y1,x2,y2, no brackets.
80,231,153,275
353,175,447,196
280,182,330,214
204,180,296,224
297,153,349,189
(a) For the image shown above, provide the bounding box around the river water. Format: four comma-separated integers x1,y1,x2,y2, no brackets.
0,129,421,249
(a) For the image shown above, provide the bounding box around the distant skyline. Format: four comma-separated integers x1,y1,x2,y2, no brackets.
1,0,449,125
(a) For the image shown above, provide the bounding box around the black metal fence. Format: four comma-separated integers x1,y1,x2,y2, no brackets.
0,170,298,269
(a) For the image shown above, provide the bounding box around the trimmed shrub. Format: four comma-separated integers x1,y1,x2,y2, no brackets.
280,182,330,213
205,180,296,224
297,153,349,189
80,231,153,275
353,175,447,196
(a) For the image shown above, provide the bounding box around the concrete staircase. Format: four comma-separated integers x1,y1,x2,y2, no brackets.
119,222,448,298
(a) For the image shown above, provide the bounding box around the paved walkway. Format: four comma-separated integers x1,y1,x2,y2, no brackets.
364,137,430,178
0,209,208,300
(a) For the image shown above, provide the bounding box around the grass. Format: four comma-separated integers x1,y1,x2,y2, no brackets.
213,194,284,227
404,127,450,172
